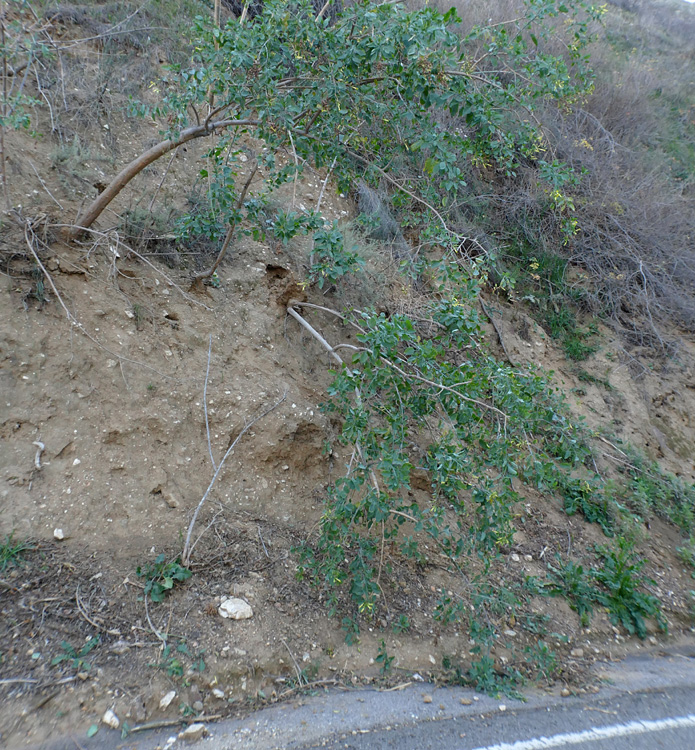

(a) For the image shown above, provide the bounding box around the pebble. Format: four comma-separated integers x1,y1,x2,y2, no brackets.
179,723,206,742
212,688,225,699
499,704,507,712
53,528,65,541
561,688,571,697
570,648,584,658
460,698,472,705
511,553,520,562
423,694,433,703
219,597,254,620
102,709,119,729
159,690,176,709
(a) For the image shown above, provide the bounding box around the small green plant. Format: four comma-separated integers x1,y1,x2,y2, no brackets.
575,369,613,390
136,554,192,603
150,641,189,678
309,223,365,289
545,558,598,627
375,640,395,675
524,640,558,684
51,636,100,672
132,304,144,330
615,450,695,535
392,614,410,634
0,531,34,571
465,655,524,700
341,617,360,646
592,539,666,639
677,539,695,575
179,702,198,718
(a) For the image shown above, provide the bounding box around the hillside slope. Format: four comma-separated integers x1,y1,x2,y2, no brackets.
1,0,694,745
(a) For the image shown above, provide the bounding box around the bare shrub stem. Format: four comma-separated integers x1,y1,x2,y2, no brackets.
191,160,258,285
182,391,287,566
65,119,259,240
204,335,217,472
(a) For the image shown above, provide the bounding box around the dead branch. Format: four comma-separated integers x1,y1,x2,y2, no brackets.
287,301,508,422
23,220,176,380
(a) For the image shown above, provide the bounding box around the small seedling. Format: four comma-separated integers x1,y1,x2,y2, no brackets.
0,531,34,572
392,614,410,634
52,636,100,671
136,554,191,603
375,640,394,675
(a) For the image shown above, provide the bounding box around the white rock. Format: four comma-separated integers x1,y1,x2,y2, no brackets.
499,704,507,712
570,648,584,658
218,597,253,620
159,690,176,709
73,458,81,466
212,688,226,699
179,723,206,742
102,709,120,729
53,528,65,540
511,553,520,562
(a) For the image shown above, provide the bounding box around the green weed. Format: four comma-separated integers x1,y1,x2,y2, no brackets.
375,640,395,675
0,531,34,572
51,636,100,672
545,559,597,627
392,614,410,634
136,554,191,603
593,539,666,639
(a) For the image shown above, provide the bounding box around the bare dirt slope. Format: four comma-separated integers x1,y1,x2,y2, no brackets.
1,4,695,748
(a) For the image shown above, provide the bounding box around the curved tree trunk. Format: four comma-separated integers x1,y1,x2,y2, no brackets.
64,118,258,241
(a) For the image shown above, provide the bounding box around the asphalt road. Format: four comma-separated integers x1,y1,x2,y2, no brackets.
27,646,695,750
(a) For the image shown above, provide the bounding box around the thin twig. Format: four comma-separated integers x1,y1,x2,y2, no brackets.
28,160,63,209
144,595,166,646
258,526,269,558
128,715,223,734
23,222,177,380
286,306,343,366
278,678,339,698
288,130,299,208
204,335,217,471
57,224,211,310
316,157,337,214
182,392,287,565
75,584,104,632
150,149,178,214
281,638,304,686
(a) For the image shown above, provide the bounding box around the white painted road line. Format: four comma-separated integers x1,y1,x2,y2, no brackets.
470,713,695,750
